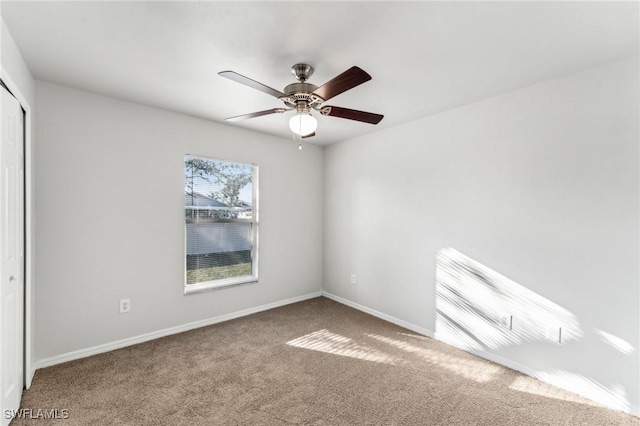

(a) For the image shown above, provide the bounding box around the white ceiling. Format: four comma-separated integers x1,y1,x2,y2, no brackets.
2,1,638,145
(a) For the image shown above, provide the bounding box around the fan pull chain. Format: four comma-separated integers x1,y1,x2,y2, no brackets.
292,126,303,150
298,114,303,150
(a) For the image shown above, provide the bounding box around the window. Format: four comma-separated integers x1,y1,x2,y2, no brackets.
184,155,258,294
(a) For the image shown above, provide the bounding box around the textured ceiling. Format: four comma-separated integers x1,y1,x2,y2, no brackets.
2,1,638,145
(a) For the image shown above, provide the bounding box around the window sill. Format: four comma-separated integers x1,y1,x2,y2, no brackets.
184,275,258,295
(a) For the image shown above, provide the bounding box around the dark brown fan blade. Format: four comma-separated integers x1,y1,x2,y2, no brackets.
302,132,316,139
320,106,383,124
219,71,286,98
226,108,290,122
311,66,372,101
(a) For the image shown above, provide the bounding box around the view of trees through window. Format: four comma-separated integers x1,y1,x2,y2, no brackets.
185,156,257,288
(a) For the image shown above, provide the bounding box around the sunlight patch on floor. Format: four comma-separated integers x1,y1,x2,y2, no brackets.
286,329,398,365
396,332,429,341
509,375,602,407
366,333,501,383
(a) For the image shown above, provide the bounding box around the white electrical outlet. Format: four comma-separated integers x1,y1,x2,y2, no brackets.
350,274,357,284
119,298,131,313
499,313,512,330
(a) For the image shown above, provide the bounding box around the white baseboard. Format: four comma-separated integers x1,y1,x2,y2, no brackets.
323,292,639,419
433,331,537,377
320,292,523,372
31,290,639,418
321,291,434,338
34,291,322,370
434,332,639,417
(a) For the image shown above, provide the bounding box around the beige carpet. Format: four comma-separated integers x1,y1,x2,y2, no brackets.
13,297,639,425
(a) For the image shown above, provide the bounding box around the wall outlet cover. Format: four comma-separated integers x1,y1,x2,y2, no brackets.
499,313,512,330
119,298,131,313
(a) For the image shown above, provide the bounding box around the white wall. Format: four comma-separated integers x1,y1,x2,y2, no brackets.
323,57,639,415
1,17,37,386
1,18,34,104
34,81,323,363
11,14,640,415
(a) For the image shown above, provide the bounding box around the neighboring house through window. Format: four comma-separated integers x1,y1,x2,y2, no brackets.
184,155,258,294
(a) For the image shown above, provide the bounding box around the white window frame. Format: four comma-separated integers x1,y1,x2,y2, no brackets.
184,154,259,295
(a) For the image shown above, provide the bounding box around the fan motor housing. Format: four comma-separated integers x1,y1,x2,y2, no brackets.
280,82,324,108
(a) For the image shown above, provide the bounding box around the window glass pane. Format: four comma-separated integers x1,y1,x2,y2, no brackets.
185,156,257,288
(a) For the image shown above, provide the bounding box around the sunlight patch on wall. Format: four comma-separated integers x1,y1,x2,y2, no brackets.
286,329,398,365
594,329,635,355
366,334,501,383
435,247,582,351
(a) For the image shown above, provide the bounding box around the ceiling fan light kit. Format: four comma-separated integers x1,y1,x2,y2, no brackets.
219,63,383,140
289,109,318,137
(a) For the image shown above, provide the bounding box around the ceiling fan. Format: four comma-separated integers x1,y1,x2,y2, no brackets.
219,64,383,138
